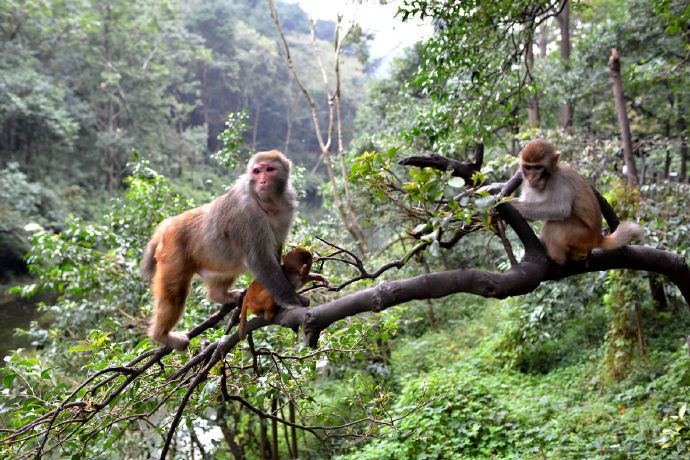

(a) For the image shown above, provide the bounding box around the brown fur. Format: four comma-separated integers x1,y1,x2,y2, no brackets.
514,139,643,264
142,150,303,351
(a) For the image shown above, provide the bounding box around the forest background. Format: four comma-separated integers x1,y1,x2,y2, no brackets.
1,0,689,458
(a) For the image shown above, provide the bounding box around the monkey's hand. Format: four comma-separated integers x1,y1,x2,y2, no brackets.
306,273,329,286
282,294,310,310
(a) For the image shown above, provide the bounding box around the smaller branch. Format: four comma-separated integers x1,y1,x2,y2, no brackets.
160,366,208,459
500,170,523,196
267,0,326,151
496,216,518,266
314,236,425,290
398,143,484,186
496,202,544,257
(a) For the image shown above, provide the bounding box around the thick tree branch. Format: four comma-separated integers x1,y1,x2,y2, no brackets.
291,244,690,347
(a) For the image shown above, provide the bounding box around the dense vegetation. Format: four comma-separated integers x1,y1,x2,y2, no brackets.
1,0,689,458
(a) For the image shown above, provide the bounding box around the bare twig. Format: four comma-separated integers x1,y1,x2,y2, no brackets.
268,0,368,254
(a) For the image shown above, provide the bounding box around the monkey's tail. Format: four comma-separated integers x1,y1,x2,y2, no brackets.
599,221,644,250
140,237,158,281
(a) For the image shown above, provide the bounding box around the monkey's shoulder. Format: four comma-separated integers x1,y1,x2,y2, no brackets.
555,163,590,183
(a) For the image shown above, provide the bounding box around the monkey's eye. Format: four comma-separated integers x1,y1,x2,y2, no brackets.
523,164,544,172
266,166,275,172
252,168,260,175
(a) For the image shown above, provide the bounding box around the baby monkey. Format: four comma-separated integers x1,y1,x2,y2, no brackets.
238,248,328,339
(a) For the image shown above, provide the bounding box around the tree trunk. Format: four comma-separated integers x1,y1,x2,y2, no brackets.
538,22,549,59
665,103,672,178
679,95,688,180
259,416,270,460
608,48,639,186
422,257,439,330
217,408,245,460
648,274,668,311
270,398,278,460
524,22,540,128
634,303,647,358
284,80,296,155
557,0,573,129
640,147,646,185
289,401,298,458
252,96,261,152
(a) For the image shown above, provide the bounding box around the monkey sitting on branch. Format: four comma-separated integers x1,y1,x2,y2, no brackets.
239,247,328,339
141,150,307,351
513,139,644,264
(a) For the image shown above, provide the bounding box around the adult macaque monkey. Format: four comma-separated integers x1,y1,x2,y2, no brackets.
514,139,643,264
141,150,306,351
238,247,328,339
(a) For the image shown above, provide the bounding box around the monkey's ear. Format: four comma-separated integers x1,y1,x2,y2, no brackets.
300,264,309,277
282,254,287,263
554,151,562,163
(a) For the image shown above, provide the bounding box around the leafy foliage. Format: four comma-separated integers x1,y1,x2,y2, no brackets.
212,111,251,169
2,0,690,458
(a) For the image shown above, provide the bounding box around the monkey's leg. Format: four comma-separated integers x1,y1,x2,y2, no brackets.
544,218,594,264
562,218,596,261
148,267,193,351
206,277,242,305
541,221,568,264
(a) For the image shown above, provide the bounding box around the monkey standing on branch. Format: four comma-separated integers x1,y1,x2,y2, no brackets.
141,150,307,351
514,139,644,264
238,247,328,339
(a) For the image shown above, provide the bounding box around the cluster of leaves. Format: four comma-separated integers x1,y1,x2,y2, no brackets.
329,290,690,459
0,163,67,281
348,147,514,262
8,156,189,349
494,275,608,373
337,362,521,459
395,0,562,152
211,111,251,169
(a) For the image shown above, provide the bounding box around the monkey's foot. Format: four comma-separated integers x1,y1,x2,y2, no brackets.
150,328,190,351
165,332,190,351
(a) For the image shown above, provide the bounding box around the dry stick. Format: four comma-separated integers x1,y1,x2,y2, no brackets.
308,16,367,254
314,235,426,290
496,216,518,266
29,301,237,457
329,18,367,251
268,0,366,255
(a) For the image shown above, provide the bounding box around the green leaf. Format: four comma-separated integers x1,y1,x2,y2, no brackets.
448,177,465,188
412,223,432,234
68,344,93,353
3,374,16,388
